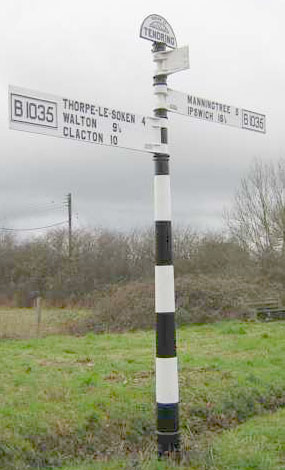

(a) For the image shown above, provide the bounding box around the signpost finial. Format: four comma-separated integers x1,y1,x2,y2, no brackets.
140,14,177,49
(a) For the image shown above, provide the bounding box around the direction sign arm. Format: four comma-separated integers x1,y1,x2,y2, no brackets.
167,88,266,133
153,46,189,75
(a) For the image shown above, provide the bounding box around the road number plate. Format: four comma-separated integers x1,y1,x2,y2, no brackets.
242,110,266,134
10,93,58,128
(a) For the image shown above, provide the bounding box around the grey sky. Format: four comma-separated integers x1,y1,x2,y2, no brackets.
0,0,283,235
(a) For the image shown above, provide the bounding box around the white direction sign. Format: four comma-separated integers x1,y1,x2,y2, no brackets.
167,89,266,134
9,86,162,153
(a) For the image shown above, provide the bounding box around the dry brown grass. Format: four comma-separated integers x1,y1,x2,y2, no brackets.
68,273,285,335
1,273,284,339
68,281,155,335
0,307,90,339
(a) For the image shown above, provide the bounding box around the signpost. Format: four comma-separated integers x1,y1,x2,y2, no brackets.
139,13,266,460
8,13,266,462
141,15,190,458
9,86,163,153
167,89,266,133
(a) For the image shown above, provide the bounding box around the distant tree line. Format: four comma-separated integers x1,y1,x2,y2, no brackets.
1,158,285,306
0,227,251,306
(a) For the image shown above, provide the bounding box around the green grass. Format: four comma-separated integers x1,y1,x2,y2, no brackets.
61,410,285,469
208,408,285,470
0,320,284,469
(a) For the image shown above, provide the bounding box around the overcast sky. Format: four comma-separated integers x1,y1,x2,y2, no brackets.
0,0,284,236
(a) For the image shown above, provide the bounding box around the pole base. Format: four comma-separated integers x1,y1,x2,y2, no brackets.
157,431,180,458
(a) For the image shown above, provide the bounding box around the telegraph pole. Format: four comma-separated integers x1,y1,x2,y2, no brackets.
67,193,72,259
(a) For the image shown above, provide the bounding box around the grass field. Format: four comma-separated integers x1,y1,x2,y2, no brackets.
0,320,284,469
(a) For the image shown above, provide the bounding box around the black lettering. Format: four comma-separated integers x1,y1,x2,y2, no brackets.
98,107,109,118
63,112,70,123
46,106,54,123
29,103,37,119
110,135,118,145
14,99,23,117
94,132,103,143
37,104,45,121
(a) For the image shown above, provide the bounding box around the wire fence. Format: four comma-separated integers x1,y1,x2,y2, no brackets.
0,305,88,339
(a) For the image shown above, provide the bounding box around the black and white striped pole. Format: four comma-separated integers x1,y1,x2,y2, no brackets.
140,14,189,457
153,43,180,456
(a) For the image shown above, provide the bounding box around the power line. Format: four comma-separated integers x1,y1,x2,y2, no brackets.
0,221,68,232
13,200,65,210
28,206,66,214
0,202,66,221
24,202,64,209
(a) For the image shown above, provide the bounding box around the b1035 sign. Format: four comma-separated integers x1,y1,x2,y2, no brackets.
9,86,162,153
11,93,58,128
241,110,265,133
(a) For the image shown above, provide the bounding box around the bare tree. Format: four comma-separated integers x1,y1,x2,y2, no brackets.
226,158,285,257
